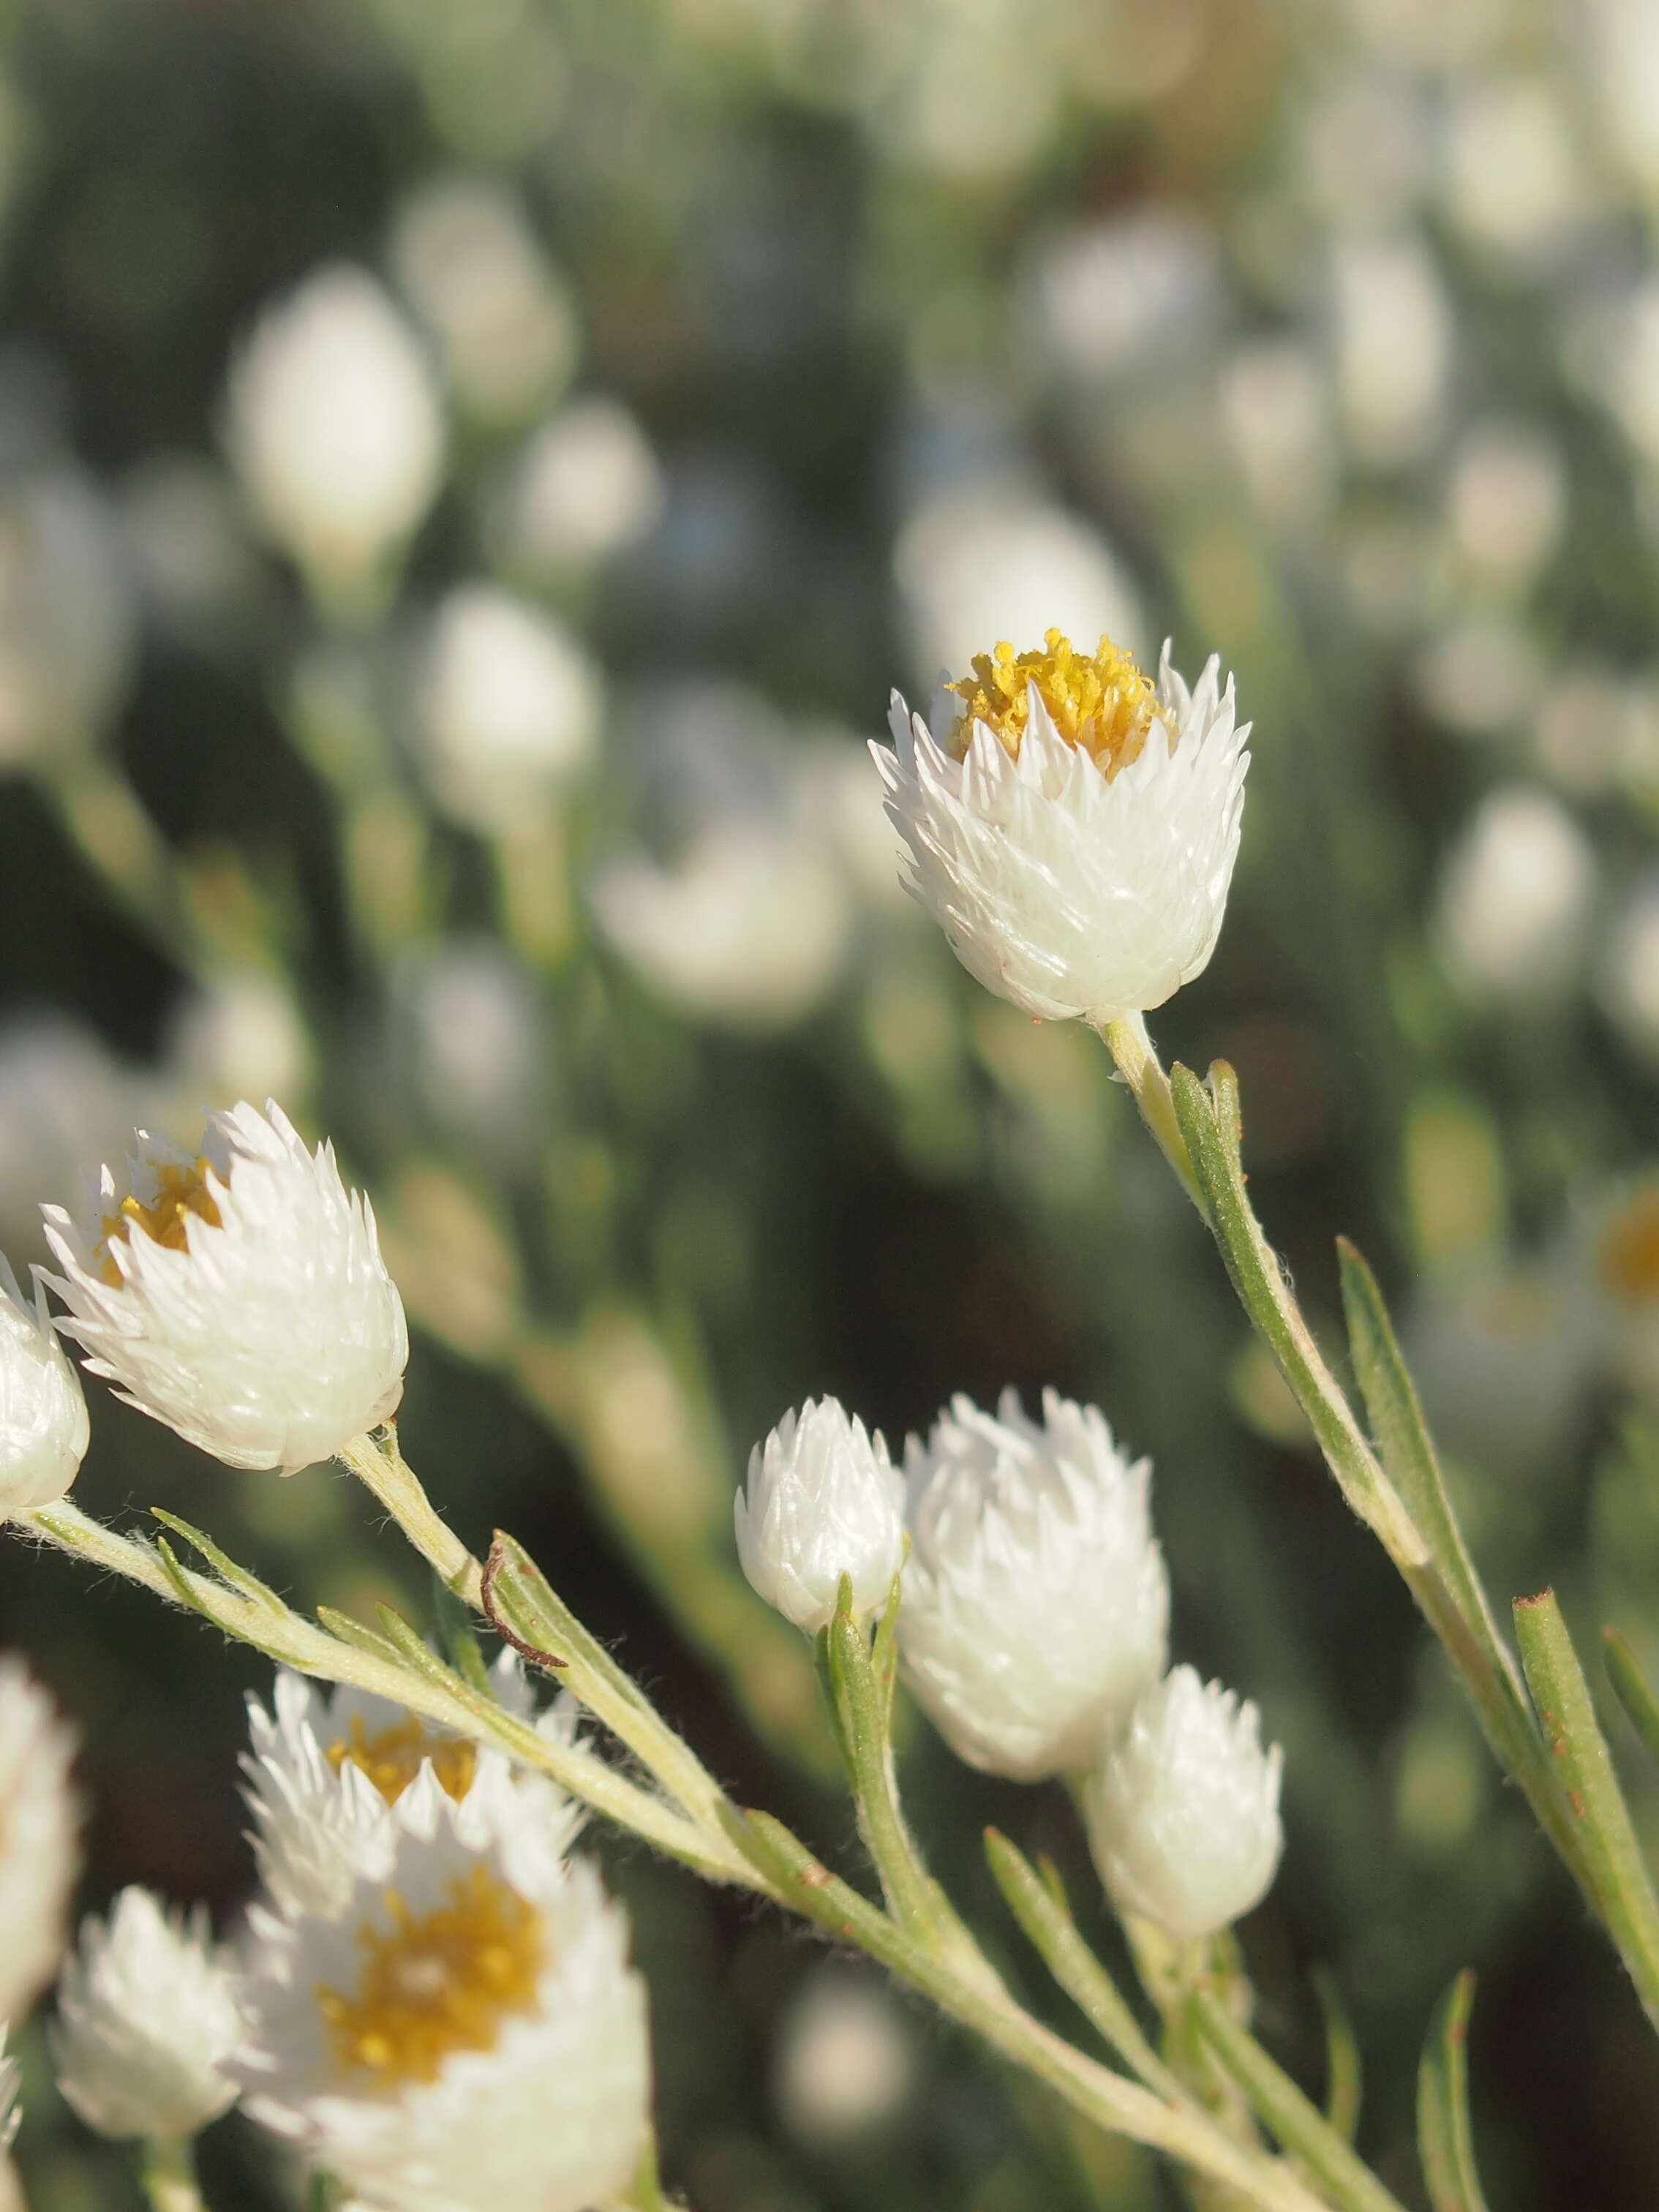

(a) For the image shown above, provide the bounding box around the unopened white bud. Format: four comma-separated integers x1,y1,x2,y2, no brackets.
50,1888,242,2141
899,1388,1168,1782
42,1099,407,1474
1085,1666,1283,1938
735,1399,904,1633
0,1254,88,1515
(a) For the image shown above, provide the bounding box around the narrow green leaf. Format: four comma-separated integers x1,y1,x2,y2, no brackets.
1310,1966,1361,2147
1605,1628,1659,1770
1191,1990,1407,2212
149,1509,288,1614
432,1570,494,1698
1514,1590,1659,2035
983,1829,1178,2096
1416,1971,1489,2212
1336,1242,1524,1706
315,1606,410,1668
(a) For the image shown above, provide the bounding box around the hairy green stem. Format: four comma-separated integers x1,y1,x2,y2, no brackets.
139,2139,206,2212
337,1426,483,1606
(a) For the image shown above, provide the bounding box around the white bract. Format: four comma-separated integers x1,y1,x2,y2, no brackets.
0,1658,80,2025
224,265,443,593
415,584,601,833
899,1388,1168,1782
0,1254,89,1515
42,1099,407,1474
244,1658,584,1920
735,1398,905,1634
874,633,1249,1023
1085,1666,1284,1939
236,1770,650,2212
50,1887,242,2141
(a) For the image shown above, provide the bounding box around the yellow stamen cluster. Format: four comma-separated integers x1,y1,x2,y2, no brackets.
318,1865,544,2086
1602,1189,1659,1307
946,630,1165,775
326,1714,480,1807
98,1159,223,1288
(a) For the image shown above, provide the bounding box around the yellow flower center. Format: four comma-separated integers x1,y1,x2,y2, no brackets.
317,1863,544,2087
1601,1189,1659,1308
97,1157,222,1288
326,1714,480,1807
945,629,1165,776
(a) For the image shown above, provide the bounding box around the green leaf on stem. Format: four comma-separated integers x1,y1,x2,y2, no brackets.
1513,1590,1659,2036
1309,1966,1361,2147
1604,1628,1659,1771
1416,1971,1489,2212
1190,1988,1408,2212
432,1569,495,1697
149,1509,290,1615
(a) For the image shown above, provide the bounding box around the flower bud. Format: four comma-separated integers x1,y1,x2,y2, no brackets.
50,1889,242,2141
0,1255,89,1516
1085,1666,1284,1938
735,1399,904,1633
899,1388,1167,1782
42,1099,407,1474
0,1658,81,2025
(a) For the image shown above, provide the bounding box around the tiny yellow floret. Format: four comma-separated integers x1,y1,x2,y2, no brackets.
326,1714,480,1807
1602,1189,1659,1307
946,629,1166,775
98,1158,223,1287
317,1864,543,2086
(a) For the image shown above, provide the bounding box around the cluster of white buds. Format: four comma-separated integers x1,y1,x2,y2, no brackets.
736,1382,1283,1939
50,1889,242,2142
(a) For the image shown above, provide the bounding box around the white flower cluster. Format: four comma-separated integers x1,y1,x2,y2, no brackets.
738,1385,1282,1939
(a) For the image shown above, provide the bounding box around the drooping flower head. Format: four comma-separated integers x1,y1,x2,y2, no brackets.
42,1100,407,1474
236,1770,650,2212
0,1658,81,2026
244,1657,584,1919
0,1254,89,1516
735,1398,906,1634
898,1388,1169,1782
873,630,1250,1023
1084,1665,1284,1939
50,1888,243,2141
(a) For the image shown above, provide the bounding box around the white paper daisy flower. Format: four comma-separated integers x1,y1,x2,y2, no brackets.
0,1658,81,2026
50,1887,243,2141
872,630,1250,1023
236,1771,650,2212
243,1655,585,1919
898,1388,1168,1783
42,1099,407,1474
0,1254,89,1516
735,1397,905,1634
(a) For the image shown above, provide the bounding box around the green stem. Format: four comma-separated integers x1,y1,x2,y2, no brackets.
139,2139,206,2212
1098,1012,1205,1209
336,1426,483,1606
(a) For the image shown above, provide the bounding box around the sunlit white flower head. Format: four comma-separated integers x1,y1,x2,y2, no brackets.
50,1887,242,2141
0,1254,88,1515
224,266,443,594
162,974,312,1113
244,1657,584,1921
1085,1666,1283,1939
0,1658,81,2025
42,1099,407,1474
736,1399,905,1634
874,632,1249,1024
236,1772,650,2212
415,584,601,833
898,1388,1168,1782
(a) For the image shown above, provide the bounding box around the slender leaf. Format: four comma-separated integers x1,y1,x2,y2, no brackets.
1605,1628,1659,1771
150,1508,288,1614
1310,1966,1361,2146
1416,1972,1489,2212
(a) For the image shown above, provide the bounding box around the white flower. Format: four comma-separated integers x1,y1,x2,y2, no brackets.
42,1099,407,1474
236,1772,650,2212
874,632,1249,1024
736,1399,905,1635
415,584,601,833
50,1888,242,2141
244,1656,584,1920
497,398,664,578
0,1658,81,2024
1085,1666,1284,1939
898,1388,1168,1782
773,1966,918,2148
0,1253,89,1515
224,266,443,593
1433,783,1595,1003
